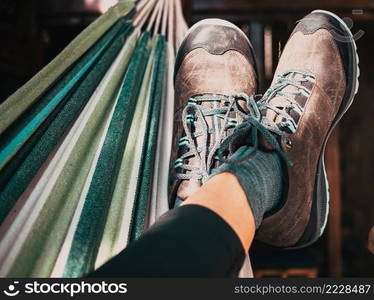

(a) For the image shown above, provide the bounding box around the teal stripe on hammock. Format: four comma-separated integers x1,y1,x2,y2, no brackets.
130,35,167,241
0,18,130,171
63,31,152,278
95,34,156,267
0,24,134,225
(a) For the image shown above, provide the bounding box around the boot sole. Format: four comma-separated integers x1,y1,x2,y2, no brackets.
294,10,360,248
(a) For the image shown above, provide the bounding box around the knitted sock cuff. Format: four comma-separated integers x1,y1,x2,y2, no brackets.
212,147,284,229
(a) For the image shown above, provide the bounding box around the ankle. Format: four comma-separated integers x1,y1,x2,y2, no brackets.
212,146,284,228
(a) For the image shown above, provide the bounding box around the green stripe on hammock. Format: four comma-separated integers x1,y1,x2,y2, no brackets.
63,31,151,278
130,35,167,241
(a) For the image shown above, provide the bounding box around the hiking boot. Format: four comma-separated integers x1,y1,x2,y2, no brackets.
255,10,359,247
169,18,258,208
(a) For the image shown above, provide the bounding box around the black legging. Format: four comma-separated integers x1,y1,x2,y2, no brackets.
88,205,245,277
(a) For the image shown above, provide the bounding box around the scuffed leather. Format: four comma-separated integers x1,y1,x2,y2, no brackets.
175,24,256,79
175,49,257,112
170,48,257,206
256,28,346,247
294,12,350,78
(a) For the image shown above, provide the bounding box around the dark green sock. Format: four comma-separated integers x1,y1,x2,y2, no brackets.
212,146,284,228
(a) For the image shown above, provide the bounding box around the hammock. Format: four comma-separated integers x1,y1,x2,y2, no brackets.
0,0,252,278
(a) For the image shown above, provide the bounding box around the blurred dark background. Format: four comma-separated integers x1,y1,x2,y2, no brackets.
1,0,373,277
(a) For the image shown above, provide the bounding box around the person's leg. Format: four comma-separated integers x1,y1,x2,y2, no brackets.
89,172,253,277
182,172,255,252
89,142,285,277
183,146,285,252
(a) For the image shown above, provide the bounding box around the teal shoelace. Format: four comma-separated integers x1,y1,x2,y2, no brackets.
174,70,315,191
174,93,289,184
219,70,316,166
258,69,316,136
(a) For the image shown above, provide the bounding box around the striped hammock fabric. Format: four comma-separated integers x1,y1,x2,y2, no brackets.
0,0,252,278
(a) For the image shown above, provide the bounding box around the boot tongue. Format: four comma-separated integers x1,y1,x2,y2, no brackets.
176,93,244,200
198,93,248,160
176,179,201,200
198,93,248,113
263,72,302,124
259,73,302,151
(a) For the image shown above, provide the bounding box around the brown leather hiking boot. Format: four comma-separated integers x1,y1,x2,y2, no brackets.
169,19,258,208
256,10,359,247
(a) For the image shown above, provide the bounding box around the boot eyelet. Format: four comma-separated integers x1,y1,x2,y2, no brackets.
285,138,293,149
